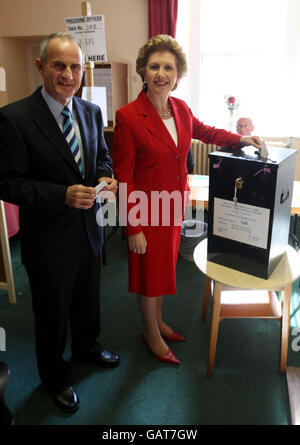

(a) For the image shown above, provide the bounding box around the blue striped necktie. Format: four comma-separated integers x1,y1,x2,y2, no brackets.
61,106,83,174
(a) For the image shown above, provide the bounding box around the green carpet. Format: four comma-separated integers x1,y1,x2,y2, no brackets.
1,220,300,425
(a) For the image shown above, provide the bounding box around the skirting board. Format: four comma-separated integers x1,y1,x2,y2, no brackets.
286,367,300,425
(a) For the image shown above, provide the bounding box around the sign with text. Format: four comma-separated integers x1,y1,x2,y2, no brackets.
65,15,107,63
213,198,270,249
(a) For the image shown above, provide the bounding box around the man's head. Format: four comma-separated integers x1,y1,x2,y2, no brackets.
236,117,254,136
36,33,85,105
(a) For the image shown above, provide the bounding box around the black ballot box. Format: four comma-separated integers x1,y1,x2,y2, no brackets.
207,146,297,279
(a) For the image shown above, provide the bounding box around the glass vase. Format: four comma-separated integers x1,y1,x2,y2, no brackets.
228,112,236,132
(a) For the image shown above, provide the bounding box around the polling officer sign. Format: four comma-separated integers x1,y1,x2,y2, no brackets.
65,15,107,62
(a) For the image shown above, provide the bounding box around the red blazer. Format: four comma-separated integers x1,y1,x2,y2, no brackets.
113,90,240,236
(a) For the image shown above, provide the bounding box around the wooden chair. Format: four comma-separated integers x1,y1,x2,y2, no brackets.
0,201,16,304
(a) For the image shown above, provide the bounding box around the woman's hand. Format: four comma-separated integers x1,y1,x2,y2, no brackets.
239,136,262,150
128,232,147,254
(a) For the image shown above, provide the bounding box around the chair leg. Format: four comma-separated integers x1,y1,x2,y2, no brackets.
207,282,222,376
202,277,212,321
280,284,292,373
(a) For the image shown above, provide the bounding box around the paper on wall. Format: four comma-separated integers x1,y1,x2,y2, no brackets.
82,86,108,127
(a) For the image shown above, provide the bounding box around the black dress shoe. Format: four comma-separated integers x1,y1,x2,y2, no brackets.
53,386,80,413
73,343,120,368
92,347,120,368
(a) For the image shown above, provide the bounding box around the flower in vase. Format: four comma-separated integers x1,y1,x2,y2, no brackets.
224,94,240,116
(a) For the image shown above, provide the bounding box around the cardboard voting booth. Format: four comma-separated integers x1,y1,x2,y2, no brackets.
207,146,297,279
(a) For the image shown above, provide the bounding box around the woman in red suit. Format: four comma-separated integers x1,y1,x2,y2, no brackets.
113,35,262,364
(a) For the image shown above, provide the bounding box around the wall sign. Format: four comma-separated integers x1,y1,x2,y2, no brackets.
65,15,107,62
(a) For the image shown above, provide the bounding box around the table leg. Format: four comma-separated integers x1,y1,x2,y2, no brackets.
201,277,211,321
207,281,222,376
280,284,292,373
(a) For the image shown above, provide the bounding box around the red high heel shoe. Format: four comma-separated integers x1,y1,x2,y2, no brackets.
162,330,186,342
141,334,180,365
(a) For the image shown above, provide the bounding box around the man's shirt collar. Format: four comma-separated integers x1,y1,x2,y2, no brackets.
41,87,73,119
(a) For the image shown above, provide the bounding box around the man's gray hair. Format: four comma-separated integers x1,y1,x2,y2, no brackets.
39,32,84,64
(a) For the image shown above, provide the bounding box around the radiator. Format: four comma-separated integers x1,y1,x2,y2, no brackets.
191,139,220,175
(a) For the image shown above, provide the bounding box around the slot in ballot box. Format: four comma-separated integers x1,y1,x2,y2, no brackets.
207,146,297,279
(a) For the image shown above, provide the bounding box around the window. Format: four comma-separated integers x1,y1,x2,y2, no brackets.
175,0,300,137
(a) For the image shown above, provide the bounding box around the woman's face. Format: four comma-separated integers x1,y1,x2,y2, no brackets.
144,50,178,98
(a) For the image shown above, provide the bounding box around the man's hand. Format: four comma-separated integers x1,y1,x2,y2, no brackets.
65,184,96,209
98,176,118,195
239,136,262,150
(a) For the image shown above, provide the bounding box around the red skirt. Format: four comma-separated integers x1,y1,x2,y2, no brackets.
128,223,183,297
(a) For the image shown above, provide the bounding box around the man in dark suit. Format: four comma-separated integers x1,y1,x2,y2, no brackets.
0,33,120,413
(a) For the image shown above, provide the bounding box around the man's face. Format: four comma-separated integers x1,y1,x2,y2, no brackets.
36,37,85,105
236,118,254,136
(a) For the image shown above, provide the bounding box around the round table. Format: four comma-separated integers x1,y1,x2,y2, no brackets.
193,239,300,376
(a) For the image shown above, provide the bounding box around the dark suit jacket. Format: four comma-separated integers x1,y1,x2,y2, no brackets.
0,87,113,267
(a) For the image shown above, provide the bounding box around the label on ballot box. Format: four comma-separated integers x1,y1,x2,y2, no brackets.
213,198,270,249
207,146,297,279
